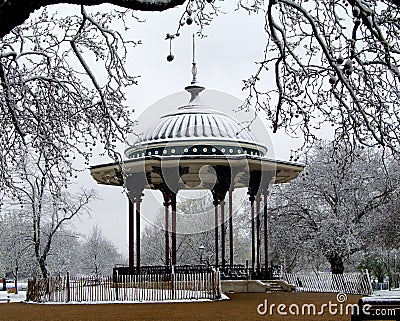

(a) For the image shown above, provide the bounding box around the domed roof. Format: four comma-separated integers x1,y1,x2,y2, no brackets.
125,84,267,159
140,99,254,145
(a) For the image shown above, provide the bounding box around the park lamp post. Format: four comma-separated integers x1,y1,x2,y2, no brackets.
199,245,205,267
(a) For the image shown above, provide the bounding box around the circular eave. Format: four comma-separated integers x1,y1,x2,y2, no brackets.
125,139,267,159
90,155,305,190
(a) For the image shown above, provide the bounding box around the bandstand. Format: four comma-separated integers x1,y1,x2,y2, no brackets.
90,66,304,280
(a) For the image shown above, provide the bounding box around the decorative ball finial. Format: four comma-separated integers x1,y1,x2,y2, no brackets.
166,33,175,62
186,17,193,25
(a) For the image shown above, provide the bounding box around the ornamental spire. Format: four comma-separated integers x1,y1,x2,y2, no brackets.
185,84,204,105
191,34,198,85
183,34,205,108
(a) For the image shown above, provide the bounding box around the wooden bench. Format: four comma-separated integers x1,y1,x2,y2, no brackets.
0,296,10,303
352,297,400,320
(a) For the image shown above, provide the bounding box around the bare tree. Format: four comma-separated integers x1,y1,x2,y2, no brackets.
0,5,141,202
242,0,400,156
269,141,398,274
359,249,393,283
46,229,82,276
3,148,96,278
0,212,31,293
80,225,123,276
30,188,95,278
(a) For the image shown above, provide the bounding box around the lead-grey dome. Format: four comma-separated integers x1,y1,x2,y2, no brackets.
125,85,267,159
140,107,254,143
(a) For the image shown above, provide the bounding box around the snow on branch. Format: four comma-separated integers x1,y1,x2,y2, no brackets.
0,0,186,38
242,0,400,158
0,7,138,203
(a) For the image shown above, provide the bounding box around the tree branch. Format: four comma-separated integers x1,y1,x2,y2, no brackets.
0,62,26,141
0,0,186,38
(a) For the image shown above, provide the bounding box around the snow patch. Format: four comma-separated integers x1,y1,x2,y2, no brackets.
0,290,27,303
372,289,400,297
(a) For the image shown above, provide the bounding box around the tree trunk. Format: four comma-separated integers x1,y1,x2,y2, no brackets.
327,254,345,275
38,257,49,279
0,0,186,38
2,278,6,291
14,266,18,295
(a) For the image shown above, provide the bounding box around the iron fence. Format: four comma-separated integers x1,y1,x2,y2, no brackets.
27,268,221,303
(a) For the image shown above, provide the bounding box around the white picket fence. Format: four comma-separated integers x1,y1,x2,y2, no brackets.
284,272,373,295
27,270,221,303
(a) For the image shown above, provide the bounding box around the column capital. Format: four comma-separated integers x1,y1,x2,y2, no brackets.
248,170,261,203
262,190,270,197
248,189,256,203
206,165,230,206
212,186,227,206
124,171,146,202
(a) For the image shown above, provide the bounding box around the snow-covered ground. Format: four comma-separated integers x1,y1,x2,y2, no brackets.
372,289,400,297
0,281,28,303
0,290,27,303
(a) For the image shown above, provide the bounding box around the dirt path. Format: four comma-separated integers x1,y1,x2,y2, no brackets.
0,292,362,321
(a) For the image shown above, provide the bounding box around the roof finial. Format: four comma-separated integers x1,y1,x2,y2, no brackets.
184,34,204,106
191,34,198,84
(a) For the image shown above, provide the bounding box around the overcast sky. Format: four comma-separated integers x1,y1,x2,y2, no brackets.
62,3,316,255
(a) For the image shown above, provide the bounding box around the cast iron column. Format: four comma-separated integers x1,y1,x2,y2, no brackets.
256,194,261,273
229,189,233,268
263,193,269,272
221,198,226,269
248,170,261,274
128,198,135,271
208,166,231,269
171,193,177,266
125,171,147,274
135,197,141,272
250,195,255,272
214,201,219,268
163,192,170,266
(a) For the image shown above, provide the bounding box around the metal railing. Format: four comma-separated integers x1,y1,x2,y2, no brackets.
113,264,283,281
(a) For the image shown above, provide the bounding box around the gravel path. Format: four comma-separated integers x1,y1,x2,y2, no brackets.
0,292,362,321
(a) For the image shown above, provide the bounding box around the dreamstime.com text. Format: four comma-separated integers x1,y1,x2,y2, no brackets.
256,293,396,317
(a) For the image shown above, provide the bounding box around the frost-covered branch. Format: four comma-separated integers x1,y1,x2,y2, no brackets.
243,0,400,157
0,0,187,38
0,7,138,202
269,142,400,273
